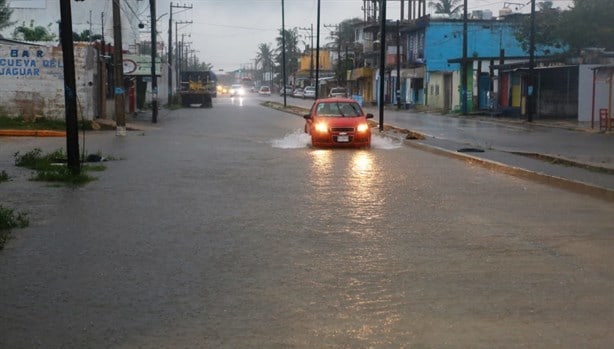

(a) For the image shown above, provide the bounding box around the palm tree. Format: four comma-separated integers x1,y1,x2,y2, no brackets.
428,0,463,15
255,43,275,86
12,20,57,41
275,27,300,85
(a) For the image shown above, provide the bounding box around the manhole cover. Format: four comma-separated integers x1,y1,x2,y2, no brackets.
457,148,485,153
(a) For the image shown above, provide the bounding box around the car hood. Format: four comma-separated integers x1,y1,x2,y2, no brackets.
314,116,367,127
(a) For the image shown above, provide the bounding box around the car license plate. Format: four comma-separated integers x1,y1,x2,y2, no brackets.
337,135,349,142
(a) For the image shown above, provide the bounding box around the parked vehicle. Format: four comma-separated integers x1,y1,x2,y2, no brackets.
328,87,347,98
303,98,374,148
293,88,304,98
279,85,293,96
258,86,271,96
303,86,316,99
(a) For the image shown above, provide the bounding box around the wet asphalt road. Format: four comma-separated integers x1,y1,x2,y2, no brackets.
1,95,614,348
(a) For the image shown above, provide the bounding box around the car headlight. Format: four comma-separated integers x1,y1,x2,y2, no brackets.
357,123,369,133
314,122,329,133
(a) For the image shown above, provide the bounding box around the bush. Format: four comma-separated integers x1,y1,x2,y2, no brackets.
14,148,96,185
0,205,29,250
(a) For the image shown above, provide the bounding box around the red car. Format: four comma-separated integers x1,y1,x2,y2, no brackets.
303,98,374,148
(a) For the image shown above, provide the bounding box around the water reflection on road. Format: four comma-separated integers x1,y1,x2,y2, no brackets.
306,148,400,343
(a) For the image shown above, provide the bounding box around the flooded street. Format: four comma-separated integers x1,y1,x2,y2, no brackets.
1,96,613,348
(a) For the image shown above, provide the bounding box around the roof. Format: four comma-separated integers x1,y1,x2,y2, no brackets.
0,38,45,46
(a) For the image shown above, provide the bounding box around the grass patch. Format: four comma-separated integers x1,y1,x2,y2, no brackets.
0,204,29,250
0,170,9,183
14,148,102,185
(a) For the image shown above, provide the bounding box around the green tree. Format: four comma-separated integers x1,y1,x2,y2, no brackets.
73,29,102,42
13,20,57,41
428,0,463,14
275,27,300,84
0,0,14,31
513,1,565,53
255,43,275,85
514,0,614,54
559,0,614,51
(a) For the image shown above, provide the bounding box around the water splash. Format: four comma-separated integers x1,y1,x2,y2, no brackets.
270,129,403,150
270,129,311,149
371,134,403,149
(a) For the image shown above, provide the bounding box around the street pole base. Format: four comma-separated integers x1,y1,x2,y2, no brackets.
116,126,127,136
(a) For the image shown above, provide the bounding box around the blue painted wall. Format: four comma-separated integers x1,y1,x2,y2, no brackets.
425,21,533,72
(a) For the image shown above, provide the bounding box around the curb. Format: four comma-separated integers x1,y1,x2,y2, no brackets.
404,139,614,203
0,129,66,137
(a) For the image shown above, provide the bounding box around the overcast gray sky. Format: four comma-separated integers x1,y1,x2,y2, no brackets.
163,0,573,72
4,0,573,73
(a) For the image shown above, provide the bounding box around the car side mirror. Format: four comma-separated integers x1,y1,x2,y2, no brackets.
303,114,312,120
366,113,374,119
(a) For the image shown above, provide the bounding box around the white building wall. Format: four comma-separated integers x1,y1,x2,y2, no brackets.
578,64,609,123
0,41,96,120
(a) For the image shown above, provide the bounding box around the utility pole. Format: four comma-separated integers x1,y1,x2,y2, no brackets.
113,0,126,136
99,12,107,120
59,0,80,174
299,24,314,82
175,20,192,91
167,3,192,105
461,0,468,115
315,0,321,98
528,0,535,122
396,19,401,109
149,0,158,123
324,24,340,85
281,0,287,107
378,0,387,131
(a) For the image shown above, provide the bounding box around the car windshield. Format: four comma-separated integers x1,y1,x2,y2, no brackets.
316,102,362,117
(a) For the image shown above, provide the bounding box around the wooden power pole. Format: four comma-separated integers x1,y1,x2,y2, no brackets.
113,0,126,135
59,0,80,174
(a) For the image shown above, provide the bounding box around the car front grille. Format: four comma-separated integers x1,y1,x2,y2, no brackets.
331,127,355,133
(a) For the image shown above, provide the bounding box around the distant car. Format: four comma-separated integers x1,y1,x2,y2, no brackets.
217,85,229,95
303,98,374,148
229,84,245,96
303,86,316,99
293,88,304,98
328,87,347,98
279,86,293,96
258,86,271,96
